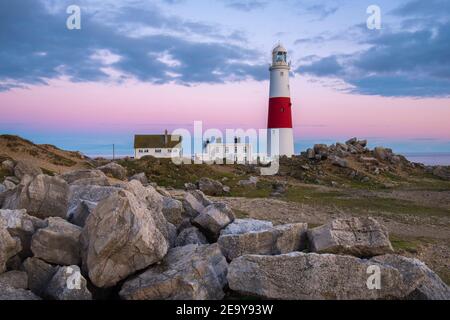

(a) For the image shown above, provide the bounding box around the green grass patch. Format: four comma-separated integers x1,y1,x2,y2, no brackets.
233,209,250,218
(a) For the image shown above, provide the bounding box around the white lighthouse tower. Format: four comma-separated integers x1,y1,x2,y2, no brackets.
267,44,295,158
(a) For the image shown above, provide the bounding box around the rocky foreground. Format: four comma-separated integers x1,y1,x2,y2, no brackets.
0,158,449,300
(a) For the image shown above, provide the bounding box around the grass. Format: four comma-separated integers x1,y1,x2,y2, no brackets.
389,235,422,254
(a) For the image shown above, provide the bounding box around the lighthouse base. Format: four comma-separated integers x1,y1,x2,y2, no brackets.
267,128,294,158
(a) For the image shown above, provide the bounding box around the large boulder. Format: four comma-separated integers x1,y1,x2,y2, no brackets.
162,197,183,226
119,244,228,300
0,209,46,258
22,257,58,296
0,284,41,300
228,252,413,300
330,155,349,168
61,169,110,186
307,217,394,257
45,265,92,300
192,202,235,241
31,217,82,265
80,189,170,288
313,144,329,160
69,200,97,227
13,161,42,180
371,254,450,300
175,227,208,247
3,174,69,219
182,190,212,218
1,160,15,175
129,172,148,185
220,218,273,236
0,271,28,289
218,223,307,261
97,162,127,180
197,177,225,196
0,219,21,273
431,166,450,181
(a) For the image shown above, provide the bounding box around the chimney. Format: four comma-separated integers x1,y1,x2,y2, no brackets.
164,129,168,146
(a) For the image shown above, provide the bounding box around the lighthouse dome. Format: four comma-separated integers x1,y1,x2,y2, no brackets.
272,44,287,54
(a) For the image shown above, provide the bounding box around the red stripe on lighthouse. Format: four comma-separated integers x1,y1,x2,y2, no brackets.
267,97,293,128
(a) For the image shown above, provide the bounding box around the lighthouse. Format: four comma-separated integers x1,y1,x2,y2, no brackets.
267,44,294,158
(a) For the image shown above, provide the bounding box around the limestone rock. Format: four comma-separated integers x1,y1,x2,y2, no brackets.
182,190,212,218
22,257,58,296
313,144,329,159
197,177,225,196
0,270,28,289
330,155,349,168
13,161,42,180
31,217,82,265
45,265,92,300
129,172,148,185
218,223,307,261
1,160,15,174
61,169,110,186
192,202,235,241
162,196,183,226
175,227,208,246
119,244,228,300
220,218,273,236
432,166,450,181
238,176,258,187
69,200,97,227
97,162,127,180
0,284,41,300
67,184,120,219
307,217,394,257
0,220,21,273
227,252,412,300
80,189,169,288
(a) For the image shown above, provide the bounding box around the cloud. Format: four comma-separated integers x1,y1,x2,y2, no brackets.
222,0,267,12
296,1,450,97
0,0,266,91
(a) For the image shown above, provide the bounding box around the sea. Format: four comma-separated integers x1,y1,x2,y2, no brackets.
403,153,450,166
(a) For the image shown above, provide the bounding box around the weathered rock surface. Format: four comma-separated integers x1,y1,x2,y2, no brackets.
0,209,45,257
3,174,69,219
13,161,42,180
220,218,273,236
192,202,235,241
307,217,394,257
61,169,110,186
97,162,127,180
0,270,28,289
1,160,15,175
182,190,212,218
67,184,120,219
22,257,58,296
371,254,450,300
330,155,349,168
119,244,228,300
69,200,97,227
228,252,413,300
431,166,450,181
162,196,183,226
0,220,21,273
218,223,307,261
0,284,41,300
238,176,258,187
80,189,169,288
175,227,208,246
197,177,226,196
31,217,82,265
129,172,148,185
45,265,92,300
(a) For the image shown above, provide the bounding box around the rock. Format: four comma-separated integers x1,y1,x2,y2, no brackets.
13,161,42,180
306,148,315,159
0,183,5,194
119,244,228,300
227,252,414,300
360,156,379,164
330,155,349,168
184,182,196,191
374,147,390,160
271,181,287,197
80,189,169,288
69,200,97,227
67,184,120,219
358,139,368,147
124,180,164,212
192,202,235,241
238,176,258,187
61,169,110,186
22,257,58,296
307,217,394,257
432,166,450,181
197,177,225,196
0,284,41,300
336,142,348,151
218,223,307,261
313,144,329,159
3,174,69,219
220,218,273,236
175,227,208,246
345,137,358,145
167,223,177,248
156,186,172,197
1,160,15,174
129,172,148,185
371,254,450,300
162,196,183,226
0,209,45,258
0,270,28,289
3,179,17,190
182,190,213,218
31,217,82,265
45,265,92,300
0,219,21,273
97,162,127,180
222,186,231,193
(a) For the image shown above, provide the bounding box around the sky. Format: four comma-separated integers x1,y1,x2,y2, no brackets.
0,0,449,157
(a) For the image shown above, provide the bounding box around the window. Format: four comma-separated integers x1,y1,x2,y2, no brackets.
139,149,143,153
280,71,284,76
155,149,162,153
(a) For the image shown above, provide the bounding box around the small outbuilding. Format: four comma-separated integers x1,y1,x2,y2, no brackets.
134,130,182,159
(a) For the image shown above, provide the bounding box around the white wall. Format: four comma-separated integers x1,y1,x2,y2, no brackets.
135,148,181,159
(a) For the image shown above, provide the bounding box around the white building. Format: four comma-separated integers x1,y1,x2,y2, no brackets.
201,138,254,163
134,130,182,159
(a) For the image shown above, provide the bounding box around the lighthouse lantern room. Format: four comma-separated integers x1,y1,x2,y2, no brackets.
267,44,295,158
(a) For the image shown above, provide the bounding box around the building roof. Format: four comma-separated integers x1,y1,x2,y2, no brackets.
272,43,287,53
134,134,182,149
